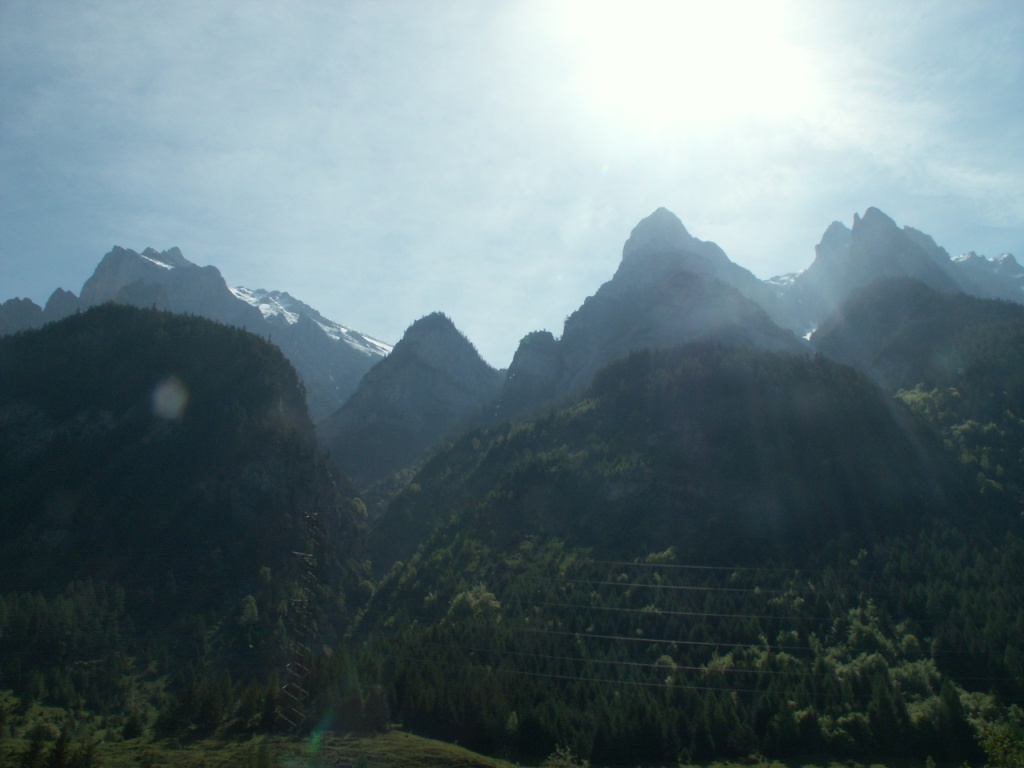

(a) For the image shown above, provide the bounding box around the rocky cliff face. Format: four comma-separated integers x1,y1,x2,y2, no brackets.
318,312,503,489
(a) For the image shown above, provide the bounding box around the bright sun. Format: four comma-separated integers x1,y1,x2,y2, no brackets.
550,0,817,140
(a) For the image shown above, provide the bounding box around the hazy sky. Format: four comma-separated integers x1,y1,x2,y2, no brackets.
2,1,1022,366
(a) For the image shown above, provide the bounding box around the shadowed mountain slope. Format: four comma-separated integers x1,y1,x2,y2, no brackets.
368,343,972,570
0,304,363,614
318,312,503,489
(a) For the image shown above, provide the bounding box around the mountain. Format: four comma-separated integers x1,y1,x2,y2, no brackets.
812,277,1024,391
0,304,362,600
318,312,504,489
368,342,970,570
777,208,960,335
813,277,1024,506
948,250,1024,301
0,304,370,707
229,286,392,422
338,206,1024,487
773,207,1024,337
325,209,805,489
5,211,1024,763
0,297,43,336
355,343,1001,762
0,246,391,421
497,208,803,419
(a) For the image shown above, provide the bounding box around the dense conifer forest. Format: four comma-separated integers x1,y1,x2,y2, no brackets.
354,343,1022,763
2,300,1024,766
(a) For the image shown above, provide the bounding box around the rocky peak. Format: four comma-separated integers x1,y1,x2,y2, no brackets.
318,311,502,489
402,310,459,340
80,246,190,306
621,207,696,261
814,221,852,263
42,288,80,324
498,330,562,417
617,207,733,281
141,246,190,269
0,297,43,336
848,208,907,262
853,206,898,233
954,251,985,266
996,253,1023,276
391,312,486,374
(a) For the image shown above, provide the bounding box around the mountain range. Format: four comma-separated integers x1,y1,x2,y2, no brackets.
317,206,1024,487
3,206,1022,488
0,246,390,421
3,205,1024,763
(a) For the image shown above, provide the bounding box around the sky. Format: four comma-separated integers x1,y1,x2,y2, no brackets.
2,0,1023,367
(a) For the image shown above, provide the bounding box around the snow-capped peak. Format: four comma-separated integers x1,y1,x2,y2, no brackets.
230,286,300,324
230,286,393,357
954,251,1022,276
953,251,983,264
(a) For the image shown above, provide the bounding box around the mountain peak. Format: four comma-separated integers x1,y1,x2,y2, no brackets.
140,246,190,269
394,312,481,364
318,310,501,489
815,221,853,262
853,207,899,235
621,207,695,262
405,311,458,335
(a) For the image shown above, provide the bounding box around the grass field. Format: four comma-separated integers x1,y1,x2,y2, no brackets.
0,694,963,768
0,728,948,768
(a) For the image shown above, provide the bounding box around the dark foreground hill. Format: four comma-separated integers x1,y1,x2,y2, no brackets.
0,304,360,596
0,305,367,713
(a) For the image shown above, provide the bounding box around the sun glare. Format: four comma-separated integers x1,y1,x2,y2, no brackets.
552,0,816,139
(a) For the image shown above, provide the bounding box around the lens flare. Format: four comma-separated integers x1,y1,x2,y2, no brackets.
152,376,189,420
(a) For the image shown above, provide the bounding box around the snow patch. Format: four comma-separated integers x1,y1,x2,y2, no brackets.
766,272,799,287
230,285,393,356
230,286,299,324
140,253,174,270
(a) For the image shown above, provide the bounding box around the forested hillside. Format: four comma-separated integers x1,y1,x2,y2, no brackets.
367,344,973,569
2,302,1023,766
0,306,370,734
354,343,1021,763
815,278,1024,507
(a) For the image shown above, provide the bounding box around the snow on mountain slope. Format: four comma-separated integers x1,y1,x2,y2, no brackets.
230,286,392,357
